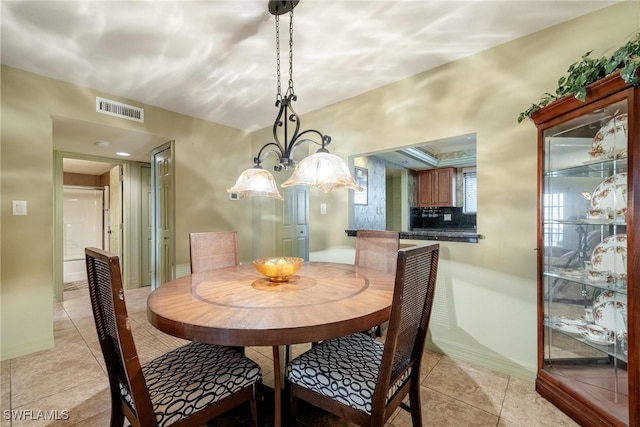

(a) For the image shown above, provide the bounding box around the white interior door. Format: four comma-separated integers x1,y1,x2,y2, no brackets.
153,144,174,287
140,165,152,287
278,186,309,260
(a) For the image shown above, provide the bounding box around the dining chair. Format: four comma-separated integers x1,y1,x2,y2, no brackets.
189,231,239,273
85,247,262,427
355,229,400,275
189,231,247,354
355,229,400,336
285,243,440,427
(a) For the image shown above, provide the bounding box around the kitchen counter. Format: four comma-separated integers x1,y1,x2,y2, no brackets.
345,229,481,243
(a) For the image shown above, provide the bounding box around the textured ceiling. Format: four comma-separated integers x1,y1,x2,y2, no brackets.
2,0,620,134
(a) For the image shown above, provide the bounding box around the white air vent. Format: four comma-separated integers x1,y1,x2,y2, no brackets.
96,97,144,122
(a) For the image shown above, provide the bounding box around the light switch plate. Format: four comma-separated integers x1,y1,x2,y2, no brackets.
12,200,27,215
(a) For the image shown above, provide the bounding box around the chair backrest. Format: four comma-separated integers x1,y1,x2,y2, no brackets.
85,247,157,426
371,243,439,419
354,229,400,275
189,231,239,273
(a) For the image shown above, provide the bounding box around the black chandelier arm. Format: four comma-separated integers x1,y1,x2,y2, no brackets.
293,130,332,150
254,142,285,166
274,94,302,152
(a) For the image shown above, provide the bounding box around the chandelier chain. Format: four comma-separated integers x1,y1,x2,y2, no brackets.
287,9,294,96
275,14,282,102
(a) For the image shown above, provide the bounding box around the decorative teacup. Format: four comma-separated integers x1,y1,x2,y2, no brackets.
586,209,606,219
586,207,612,219
584,308,594,323
585,324,614,342
586,269,611,283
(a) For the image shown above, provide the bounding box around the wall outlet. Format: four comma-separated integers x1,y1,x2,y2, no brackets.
320,203,327,214
444,213,452,221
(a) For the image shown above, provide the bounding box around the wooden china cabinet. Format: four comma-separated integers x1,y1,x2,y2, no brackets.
531,72,638,426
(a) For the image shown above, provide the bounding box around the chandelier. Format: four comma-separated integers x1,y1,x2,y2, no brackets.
228,0,363,200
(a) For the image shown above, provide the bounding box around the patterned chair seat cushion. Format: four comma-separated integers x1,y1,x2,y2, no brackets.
120,342,261,427
285,333,411,415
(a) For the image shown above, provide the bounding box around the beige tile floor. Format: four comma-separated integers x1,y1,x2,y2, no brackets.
0,286,579,427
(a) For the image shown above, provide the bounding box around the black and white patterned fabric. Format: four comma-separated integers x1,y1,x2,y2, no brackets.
286,333,411,415
120,342,261,427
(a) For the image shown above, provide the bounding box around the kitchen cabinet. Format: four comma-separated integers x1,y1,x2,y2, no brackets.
531,72,638,426
417,167,456,207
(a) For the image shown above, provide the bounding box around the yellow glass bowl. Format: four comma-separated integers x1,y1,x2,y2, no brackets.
253,257,303,282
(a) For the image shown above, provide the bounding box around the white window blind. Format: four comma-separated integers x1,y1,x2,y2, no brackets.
463,170,477,214
543,192,565,247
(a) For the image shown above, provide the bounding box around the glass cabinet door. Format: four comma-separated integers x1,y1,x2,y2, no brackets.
541,98,629,423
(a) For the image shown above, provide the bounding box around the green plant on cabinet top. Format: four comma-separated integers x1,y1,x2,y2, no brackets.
518,33,640,123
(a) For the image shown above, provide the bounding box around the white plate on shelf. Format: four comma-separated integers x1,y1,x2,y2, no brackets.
589,113,627,160
551,316,586,326
581,331,615,346
551,268,584,279
593,289,627,306
589,173,627,217
582,218,614,225
590,234,627,277
554,322,587,335
594,300,627,333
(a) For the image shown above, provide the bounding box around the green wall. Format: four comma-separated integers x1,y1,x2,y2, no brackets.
1,2,638,379
0,67,253,359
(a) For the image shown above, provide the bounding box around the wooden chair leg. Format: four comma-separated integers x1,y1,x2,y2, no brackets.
110,408,124,427
252,382,263,427
109,389,125,427
286,384,298,427
409,380,422,427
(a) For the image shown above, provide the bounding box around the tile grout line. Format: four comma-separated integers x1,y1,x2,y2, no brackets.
62,300,108,379
496,376,511,426
9,358,13,427
421,355,509,422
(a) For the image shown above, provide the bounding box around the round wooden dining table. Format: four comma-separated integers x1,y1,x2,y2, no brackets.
147,261,395,427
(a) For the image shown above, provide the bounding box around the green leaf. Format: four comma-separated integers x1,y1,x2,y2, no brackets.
621,63,639,85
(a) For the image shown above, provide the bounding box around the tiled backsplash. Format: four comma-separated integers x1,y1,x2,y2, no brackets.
410,207,476,230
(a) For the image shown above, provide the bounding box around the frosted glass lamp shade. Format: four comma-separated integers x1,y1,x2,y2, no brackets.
282,152,365,193
227,168,284,200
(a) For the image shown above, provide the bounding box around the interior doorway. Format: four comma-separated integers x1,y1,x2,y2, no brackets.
52,116,170,301
54,153,152,301
62,185,105,286
277,186,309,260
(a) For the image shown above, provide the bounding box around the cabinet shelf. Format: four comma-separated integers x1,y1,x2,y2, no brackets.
544,219,626,226
545,157,628,177
544,270,628,295
544,319,628,363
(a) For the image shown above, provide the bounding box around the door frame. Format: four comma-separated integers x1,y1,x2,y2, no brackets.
151,141,175,289
54,151,147,301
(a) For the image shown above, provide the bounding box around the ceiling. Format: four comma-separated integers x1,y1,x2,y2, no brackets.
373,133,477,172
1,0,620,173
